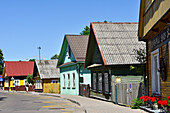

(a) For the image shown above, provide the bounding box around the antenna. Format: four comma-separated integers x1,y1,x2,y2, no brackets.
37,46,41,60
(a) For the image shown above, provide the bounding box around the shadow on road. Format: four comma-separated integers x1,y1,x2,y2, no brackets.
0,97,7,101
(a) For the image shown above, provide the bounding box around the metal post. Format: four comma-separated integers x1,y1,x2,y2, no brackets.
37,46,41,60
115,84,117,104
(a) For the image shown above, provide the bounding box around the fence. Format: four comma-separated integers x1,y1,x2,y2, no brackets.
79,84,90,97
112,83,143,106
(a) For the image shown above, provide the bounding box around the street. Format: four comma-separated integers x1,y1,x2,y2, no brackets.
0,91,84,113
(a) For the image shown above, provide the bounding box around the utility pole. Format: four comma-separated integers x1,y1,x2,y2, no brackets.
37,46,41,60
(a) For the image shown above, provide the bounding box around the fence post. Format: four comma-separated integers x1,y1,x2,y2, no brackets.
115,84,117,104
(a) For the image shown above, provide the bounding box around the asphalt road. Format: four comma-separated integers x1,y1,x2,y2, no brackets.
0,91,84,113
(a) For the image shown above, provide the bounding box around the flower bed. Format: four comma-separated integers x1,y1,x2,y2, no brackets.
131,96,170,113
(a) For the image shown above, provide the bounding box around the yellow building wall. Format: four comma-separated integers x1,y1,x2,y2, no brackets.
143,0,170,36
10,81,14,87
139,0,170,39
20,80,25,86
43,79,60,94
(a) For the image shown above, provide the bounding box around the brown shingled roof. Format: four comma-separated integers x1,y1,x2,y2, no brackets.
66,35,89,62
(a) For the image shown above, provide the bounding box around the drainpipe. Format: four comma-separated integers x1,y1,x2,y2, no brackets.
78,63,83,95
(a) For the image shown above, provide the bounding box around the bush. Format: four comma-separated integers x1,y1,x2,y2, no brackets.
131,98,144,109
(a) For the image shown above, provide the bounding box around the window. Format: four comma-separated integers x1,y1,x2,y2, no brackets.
169,41,170,62
14,79,20,86
63,74,65,88
67,74,70,88
98,73,102,92
104,73,109,92
93,73,97,90
151,49,160,95
68,45,71,57
5,79,9,87
52,80,59,83
145,0,154,12
72,73,75,88
35,80,42,89
24,79,27,85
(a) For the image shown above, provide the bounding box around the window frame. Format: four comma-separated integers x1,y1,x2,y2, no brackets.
67,74,70,88
151,48,160,95
72,73,76,89
63,74,65,88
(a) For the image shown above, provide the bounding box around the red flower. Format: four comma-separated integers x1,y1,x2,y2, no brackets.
151,97,155,102
161,100,168,107
167,96,170,100
157,100,162,105
156,97,159,100
139,96,144,100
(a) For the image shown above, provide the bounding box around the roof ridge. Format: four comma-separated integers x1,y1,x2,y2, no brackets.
65,34,88,36
91,22,138,24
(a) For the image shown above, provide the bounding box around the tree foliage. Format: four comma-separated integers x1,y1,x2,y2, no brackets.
51,54,59,59
26,74,34,84
130,48,146,74
0,49,4,74
29,59,36,61
80,26,90,35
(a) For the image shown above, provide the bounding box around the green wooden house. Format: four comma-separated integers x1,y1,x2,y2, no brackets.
85,22,146,99
57,35,91,95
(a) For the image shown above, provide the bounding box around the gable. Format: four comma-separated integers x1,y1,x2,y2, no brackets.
85,26,104,67
57,37,76,67
62,43,76,64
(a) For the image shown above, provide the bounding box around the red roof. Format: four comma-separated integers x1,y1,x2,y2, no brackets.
4,61,34,77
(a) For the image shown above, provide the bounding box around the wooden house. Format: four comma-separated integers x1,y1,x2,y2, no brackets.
138,0,170,99
85,22,146,99
57,35,91,95
33,60,60,93
2,61,34,91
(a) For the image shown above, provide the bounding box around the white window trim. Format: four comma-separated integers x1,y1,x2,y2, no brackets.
151,48,160,95
14,79,20,86
67,74,70,88
169,41,170,62
63,74,65,88
72,73,75,88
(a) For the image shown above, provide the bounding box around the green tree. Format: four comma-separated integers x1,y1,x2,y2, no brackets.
130,48,147,95
80,26,90,35
29,59,36,61
26,74,34,84
0,49,4,74
51,54,59,59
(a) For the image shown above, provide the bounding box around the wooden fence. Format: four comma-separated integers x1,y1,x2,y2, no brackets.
112,83,143,106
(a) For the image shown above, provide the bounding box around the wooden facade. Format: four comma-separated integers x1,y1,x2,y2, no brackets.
138,0,170,99
33,60,60,93
85,22,145,100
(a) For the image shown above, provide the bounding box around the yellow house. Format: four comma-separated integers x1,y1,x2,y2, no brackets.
2,61,34,91
33,60,60,93
138,0,170,99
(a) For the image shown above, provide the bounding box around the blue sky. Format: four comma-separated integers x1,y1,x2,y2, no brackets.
0,0,140,61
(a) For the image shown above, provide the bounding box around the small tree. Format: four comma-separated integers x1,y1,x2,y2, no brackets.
51,54,59,59
26,74,34,85
0,49,4,74
80,26,90,35
130,48,147,95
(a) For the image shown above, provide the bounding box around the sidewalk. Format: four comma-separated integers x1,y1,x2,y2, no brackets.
2,90,147,113
32,92,147,113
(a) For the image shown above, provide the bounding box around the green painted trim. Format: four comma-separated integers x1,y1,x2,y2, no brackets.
57,36,68,67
